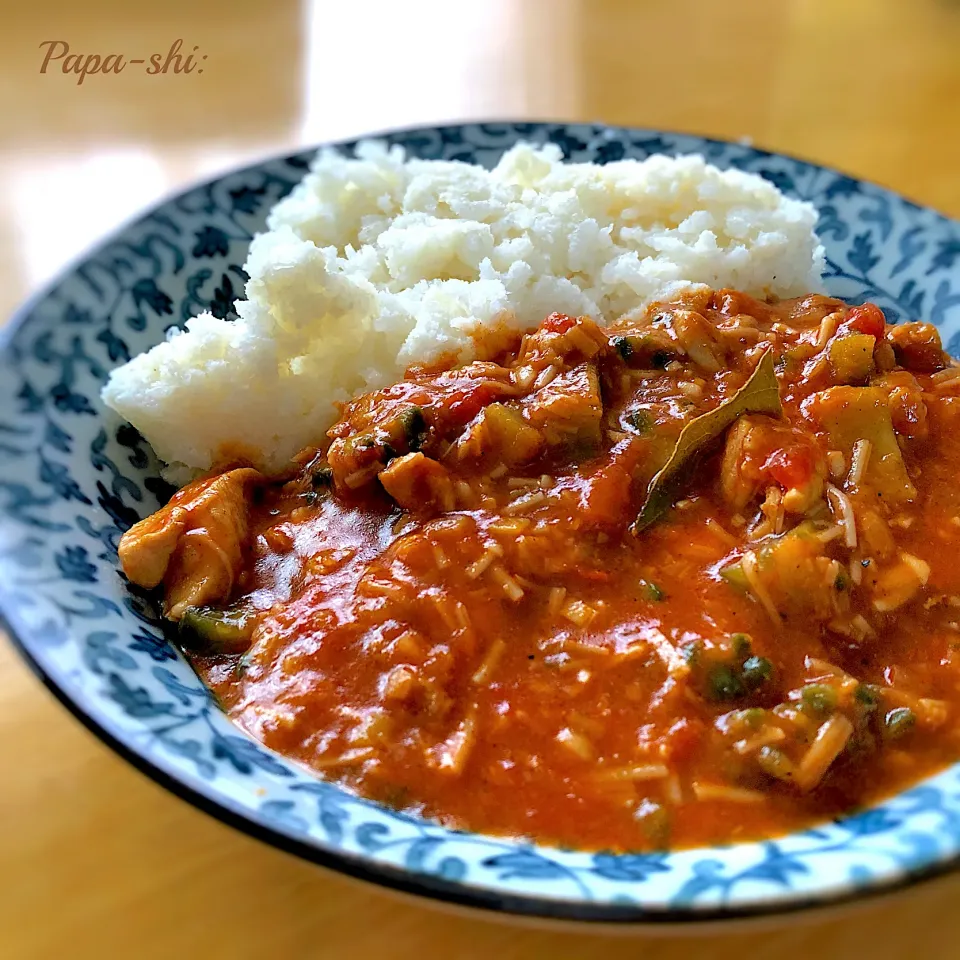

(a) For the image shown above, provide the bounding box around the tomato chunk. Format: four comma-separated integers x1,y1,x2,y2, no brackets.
541,312,578,335
444,381,501,426
578,438,647,527
764,444,816,492
844,303,886,340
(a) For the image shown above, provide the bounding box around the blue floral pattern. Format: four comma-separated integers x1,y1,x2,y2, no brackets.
1,123,959,922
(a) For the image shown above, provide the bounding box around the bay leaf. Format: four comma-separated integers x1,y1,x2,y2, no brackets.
632,349,782,533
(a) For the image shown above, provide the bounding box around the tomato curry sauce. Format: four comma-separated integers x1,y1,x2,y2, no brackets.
119,289,960,852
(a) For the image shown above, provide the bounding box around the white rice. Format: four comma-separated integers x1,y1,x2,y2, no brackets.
101,141,825,476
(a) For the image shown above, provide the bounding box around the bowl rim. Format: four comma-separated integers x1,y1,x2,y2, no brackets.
3,120,960,925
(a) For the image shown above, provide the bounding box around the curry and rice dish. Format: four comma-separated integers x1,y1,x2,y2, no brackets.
101,141,960,852
117,290,960,852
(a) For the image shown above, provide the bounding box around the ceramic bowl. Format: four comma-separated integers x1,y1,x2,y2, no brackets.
3,122,960,925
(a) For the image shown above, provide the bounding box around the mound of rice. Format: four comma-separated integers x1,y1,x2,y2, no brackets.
102,142,825,476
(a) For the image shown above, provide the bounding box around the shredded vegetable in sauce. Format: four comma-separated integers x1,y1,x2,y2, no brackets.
120,289,960,852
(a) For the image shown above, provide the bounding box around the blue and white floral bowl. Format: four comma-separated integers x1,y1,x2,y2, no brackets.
3,122,960,925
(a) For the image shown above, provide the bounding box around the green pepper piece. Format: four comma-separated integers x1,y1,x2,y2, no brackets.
808,386,915,504
399,406,428,452
311,464,334,487
613,335,634,362
612,334,676,369
718,520,823,599
624,409,654,436
180,605,254,656
720,561,749,591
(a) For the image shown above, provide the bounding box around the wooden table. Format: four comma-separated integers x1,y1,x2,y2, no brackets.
3,1,959,956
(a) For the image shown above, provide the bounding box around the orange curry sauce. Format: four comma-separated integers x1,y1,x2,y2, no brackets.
120,289,960,852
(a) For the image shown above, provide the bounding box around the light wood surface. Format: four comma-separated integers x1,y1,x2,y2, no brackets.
3,1,959,956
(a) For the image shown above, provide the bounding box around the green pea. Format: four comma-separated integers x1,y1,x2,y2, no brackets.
800,683,837,716
634,799,670,849
731,633,753,660
641,580,665,602
733,707,766,730
682,640,703,666
741,656,774,691
380,784,412,810
708,664,745,702
883,707,916,741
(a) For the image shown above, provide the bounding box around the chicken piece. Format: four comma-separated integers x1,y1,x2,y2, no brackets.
720,416,825,515
771,294,847,330
886,322,946,374
118,508,187,590
513,314,609,379
379,453,455,512
330,316,607,490
670,309,724,373
721,418,765,513
522,362,603,449
865,552,930,613
327,366,517,490
118,467,260,620
858,509,896,560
